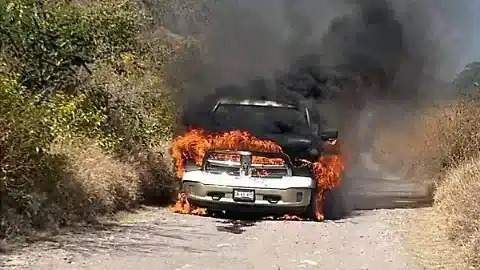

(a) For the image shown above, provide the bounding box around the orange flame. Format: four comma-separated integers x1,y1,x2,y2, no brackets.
171,129,283,178
169,192,207,215
312,154,344,221
313,155,344,191
207,153,285,166
253,156,285,165
252,169,270,177
170,128,344,220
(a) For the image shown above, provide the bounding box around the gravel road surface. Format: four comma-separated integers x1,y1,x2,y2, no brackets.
1,207,420,270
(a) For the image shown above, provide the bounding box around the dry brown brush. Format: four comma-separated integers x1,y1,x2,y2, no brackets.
373,92,480,268
434,157,480,268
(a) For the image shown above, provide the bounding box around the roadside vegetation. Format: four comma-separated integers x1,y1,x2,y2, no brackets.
0,0,203,239
374,63,480,269
2,0,480,268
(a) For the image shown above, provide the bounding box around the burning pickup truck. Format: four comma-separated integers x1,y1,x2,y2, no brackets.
171,99,344,221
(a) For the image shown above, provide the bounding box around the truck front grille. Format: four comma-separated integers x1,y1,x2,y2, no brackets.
203,150,292,178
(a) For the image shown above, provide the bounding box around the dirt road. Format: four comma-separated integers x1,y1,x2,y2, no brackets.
1,152,427,270
1,207,420,270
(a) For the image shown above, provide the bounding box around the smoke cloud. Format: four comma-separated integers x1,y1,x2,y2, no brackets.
179,0,465,125
167,0,479,216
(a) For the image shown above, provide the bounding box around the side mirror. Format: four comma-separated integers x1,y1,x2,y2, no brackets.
321,130,338,141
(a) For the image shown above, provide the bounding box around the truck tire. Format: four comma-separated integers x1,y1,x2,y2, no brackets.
323,186,346,220
323,172,350,220
304,187,322,221
305,173,349,221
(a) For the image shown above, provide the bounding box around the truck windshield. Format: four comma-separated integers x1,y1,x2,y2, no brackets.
212,104,310,134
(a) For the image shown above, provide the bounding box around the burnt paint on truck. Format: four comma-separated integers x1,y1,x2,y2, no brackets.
202,99,336,163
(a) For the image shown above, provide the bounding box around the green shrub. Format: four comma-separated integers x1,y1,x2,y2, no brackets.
0,0,143,92
0,77,61,237
0,0,187,238
88,58,177,152
0,77,53,175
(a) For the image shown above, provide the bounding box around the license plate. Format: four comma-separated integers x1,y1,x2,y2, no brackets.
233,189,255,202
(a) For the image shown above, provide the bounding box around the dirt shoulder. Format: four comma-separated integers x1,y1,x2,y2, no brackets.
1,207,420,270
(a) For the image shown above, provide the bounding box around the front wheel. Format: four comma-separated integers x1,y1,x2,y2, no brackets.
304,188,324,222
304,183,348,221
323,185,348,220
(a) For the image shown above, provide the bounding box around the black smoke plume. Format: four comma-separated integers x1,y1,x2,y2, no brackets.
164,0,475,216
180,0,432,128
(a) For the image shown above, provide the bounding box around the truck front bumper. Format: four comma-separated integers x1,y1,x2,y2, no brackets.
182,171,314,214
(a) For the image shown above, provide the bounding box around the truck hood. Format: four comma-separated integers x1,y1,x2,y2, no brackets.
255,133,319,161
198,126,320,161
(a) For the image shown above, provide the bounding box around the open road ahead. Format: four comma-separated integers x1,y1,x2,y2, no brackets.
1,206,421,270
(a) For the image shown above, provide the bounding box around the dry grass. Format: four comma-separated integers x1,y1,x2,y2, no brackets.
373,104,452,185
407,158,480,269
407,209,468,270
374,95,480,186
373,93,480,269
434,157,480,268
50,139,142,219
52,138,178,219
128,140,178,205
1,138,177,239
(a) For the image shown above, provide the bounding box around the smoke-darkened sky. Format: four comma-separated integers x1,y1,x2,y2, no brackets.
146,0,480,82
190,0,479,86
161,0,480,132
389,0,480,80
